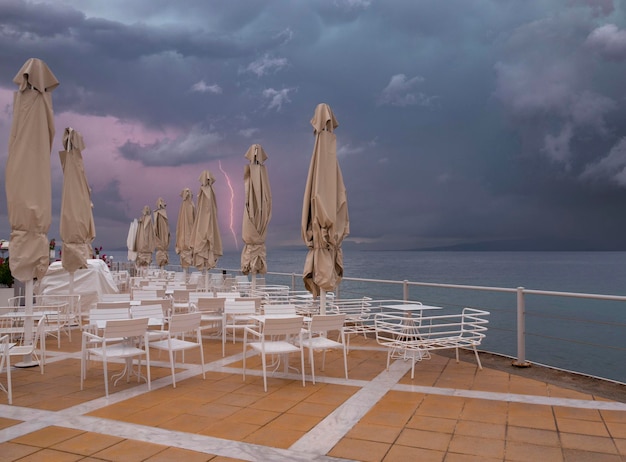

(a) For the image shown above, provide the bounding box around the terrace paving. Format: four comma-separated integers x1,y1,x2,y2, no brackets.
1,329,625,461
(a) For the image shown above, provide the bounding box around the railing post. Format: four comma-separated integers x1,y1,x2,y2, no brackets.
513,286,531,367
291,273,296,291
403,280,409,301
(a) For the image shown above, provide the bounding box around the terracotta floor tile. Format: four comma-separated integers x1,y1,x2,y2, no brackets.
212,392,260,407
505,425,560,447
187,402,241,419
199,420,260,440
383,444,444,462
414,395,466,420
444,454,502,462
157,413,215,433
601,410,626,423
9,448,83,461
562,449,622,461
224,407,280,426
51,432,124,456
287,400,336,418
143,446,214,461
329,437,391,462
605,421,626,439
553,406,602,421
454,420,505,440
268,412,321,432
406,414,457,433
249,395,298,412
460,399,508,424
10,426,84,448
395,428,452,451
0,417,21,430
505,441,563,461
91,439,167,461
118,406,182,426
0,442,41,461
559,433,618,454
448,434,505,459
614,438,626,456
244,425,305,449
557,417,610,436
346,422,403,443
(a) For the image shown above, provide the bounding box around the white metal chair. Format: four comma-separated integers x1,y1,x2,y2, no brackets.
7,316,47,375
242,316,306,392
81,317,151,397
0,334,11,404
192,297,225,337
263,304,297,316
130,304,167,341
222,299,257,356
299,314,348,384
148,312,205,388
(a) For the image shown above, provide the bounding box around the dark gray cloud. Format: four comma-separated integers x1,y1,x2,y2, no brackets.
1,0,626,251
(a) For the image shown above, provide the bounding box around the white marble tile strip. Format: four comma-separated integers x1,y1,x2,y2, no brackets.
393,383,626,410
289,359,413,455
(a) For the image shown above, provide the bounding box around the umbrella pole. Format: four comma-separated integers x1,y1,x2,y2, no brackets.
204,269,209,293
69,272,77,325
320,289,326,315
252,273,256,290
15,279,38,367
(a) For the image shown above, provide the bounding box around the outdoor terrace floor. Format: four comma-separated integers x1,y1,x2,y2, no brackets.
1,329,625,461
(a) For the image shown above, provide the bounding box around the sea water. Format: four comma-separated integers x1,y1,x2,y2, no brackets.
107,249,626,383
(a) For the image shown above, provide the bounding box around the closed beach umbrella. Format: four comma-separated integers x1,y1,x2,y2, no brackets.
59,127,95,273
5,58,59,364
175,187,195,270
190,170,222,289
301,103,349,313
135,205,155,269
154,197,170,269
241,144,272,281
126,219,138,262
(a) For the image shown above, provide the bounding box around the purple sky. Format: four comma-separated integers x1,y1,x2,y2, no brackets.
2,0,626,254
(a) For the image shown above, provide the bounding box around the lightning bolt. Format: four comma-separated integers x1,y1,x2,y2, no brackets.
218,160,239,251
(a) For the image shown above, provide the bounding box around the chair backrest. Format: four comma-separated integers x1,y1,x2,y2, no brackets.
194,297,225,313
88,308,130,323
130,304,165,321
132,289,161,300
103,317,148,340
96,301,131,310
215,291,241,300
262,316,304,337
172,289,191,302
237,297,262,312
224,299,257,315
263,304,297,316
168,312,202,335
100,293,131,302
310,314,346,334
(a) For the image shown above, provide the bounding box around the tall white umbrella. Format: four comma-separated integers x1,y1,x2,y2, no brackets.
126,219,138,262
59,127,95,323
5,58,59,366
241,144,272,288
190,170,222,291
154,197,170,272
175,188,195,280
301,103,349,314
135,205,156,275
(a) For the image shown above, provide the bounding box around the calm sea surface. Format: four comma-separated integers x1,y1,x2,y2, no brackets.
108,249,626,383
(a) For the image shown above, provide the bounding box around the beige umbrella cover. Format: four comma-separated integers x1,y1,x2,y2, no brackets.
175,188,195,268
135,205,155,267
301,103,349,297
59,128,95,273
127,219,138,262
241,144,272,275
154,198,170,267
190,170,223,270
6,58,59,282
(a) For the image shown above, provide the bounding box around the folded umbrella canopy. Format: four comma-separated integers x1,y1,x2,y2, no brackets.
59,127,95,273
190,170,222,289
135,205,155,268
301,103,349,313
241,144,272,277
154,197,170,269
5,58,59,365
175,188,195,270
126,219,138,262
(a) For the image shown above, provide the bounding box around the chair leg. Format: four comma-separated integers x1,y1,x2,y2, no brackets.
103,355,109,397
343,346,348,380
169,348,176,388
300,348,306,388
261,351,268,392
309,347,316,385
473,346,482,370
